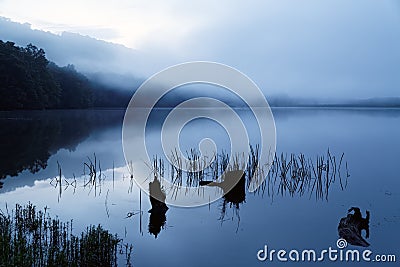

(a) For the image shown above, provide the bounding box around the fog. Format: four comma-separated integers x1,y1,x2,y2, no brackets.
0,17,147,88
1,0,399,100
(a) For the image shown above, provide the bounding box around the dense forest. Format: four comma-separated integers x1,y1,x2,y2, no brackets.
0,40,132,110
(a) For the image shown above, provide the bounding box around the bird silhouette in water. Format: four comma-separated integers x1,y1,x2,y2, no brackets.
148,176,168,238
338,207,370,247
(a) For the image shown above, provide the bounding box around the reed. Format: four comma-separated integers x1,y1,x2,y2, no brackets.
50,161,78,202
83,153,105,196
159,145,348,201
260,149,348,201
0,202,132,266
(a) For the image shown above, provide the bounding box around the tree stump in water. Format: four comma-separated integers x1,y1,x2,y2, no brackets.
338,207,370,247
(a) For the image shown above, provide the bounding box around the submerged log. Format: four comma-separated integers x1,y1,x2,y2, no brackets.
338,207,370,247
200,170,246,204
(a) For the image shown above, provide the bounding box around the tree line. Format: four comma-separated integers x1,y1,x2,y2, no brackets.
0,40,132,110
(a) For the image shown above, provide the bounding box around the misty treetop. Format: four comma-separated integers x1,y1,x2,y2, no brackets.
0,41,59,109
0,40,132,110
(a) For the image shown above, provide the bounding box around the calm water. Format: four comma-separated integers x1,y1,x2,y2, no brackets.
0,108,399,266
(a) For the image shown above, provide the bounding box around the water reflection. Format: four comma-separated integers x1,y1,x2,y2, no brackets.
200,170,246,227
0,110,124,181
148,176,169,238
162,148,349,204
1,109,353,240
47,148,349,238
1,108,398,266
252,150,349,202
338,207,370,247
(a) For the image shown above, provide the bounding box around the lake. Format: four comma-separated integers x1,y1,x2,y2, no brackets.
0,108,399,266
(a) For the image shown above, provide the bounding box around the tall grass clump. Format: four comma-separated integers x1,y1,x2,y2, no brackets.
0,203,132,266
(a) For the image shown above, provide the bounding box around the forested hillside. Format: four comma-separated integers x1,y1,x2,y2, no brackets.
0,40,132,110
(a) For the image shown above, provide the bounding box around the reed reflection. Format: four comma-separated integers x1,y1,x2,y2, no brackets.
166,147,349,203
200,170,245,228
47,147,349,238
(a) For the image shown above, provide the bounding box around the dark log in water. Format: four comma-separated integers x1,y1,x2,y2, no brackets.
148,177,168,238
338,207,370,247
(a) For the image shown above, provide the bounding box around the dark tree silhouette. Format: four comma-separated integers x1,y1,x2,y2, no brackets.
0,40,133,110
0,41,61,109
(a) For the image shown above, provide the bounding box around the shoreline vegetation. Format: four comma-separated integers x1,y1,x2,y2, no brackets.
0,203,133,266
0,40,132,110
1,40,399,111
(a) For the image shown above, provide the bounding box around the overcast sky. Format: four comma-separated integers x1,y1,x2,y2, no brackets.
0,0,399,98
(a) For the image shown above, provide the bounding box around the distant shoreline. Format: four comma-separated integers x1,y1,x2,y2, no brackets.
1,105,400,112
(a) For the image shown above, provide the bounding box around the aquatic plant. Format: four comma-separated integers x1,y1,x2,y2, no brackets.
83,153,106,196
0,202,132,266
260,149,348,201
160,145,348,201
